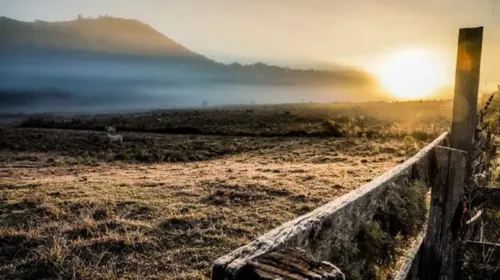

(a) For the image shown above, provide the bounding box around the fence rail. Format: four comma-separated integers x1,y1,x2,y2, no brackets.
212,132,449,280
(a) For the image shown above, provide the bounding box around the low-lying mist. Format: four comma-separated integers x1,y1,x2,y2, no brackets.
0,49,383,114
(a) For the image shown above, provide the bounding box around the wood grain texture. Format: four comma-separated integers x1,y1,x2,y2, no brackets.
450,26,483,158
421,146,467,280
238,247,344,280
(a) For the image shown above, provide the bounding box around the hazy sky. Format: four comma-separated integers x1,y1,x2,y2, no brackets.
2,0,500,90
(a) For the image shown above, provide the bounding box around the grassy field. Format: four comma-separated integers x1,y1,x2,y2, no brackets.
0,101,456,279
18,100,452,140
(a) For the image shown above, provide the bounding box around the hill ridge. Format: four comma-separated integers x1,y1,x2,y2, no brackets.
0,15,201,58
0,16,373,75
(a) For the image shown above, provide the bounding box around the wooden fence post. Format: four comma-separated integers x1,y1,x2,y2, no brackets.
420,26,483,280
450,27,483,158
421,146,467,280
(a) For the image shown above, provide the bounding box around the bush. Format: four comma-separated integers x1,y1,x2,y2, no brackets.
332,181,428,280
376,181,427,236
323,119,345,137
358,221,395,266
403,136,419,155
151,151,165,163
411,130,432,141
114,152,130,161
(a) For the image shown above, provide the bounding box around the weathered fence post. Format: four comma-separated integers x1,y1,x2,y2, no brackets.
420,26,483,280
450,27,483,157
421,146,467,280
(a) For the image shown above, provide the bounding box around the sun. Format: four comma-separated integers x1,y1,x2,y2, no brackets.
376,49,445,100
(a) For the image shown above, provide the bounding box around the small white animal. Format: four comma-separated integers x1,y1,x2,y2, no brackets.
107,133,123,144
105,126,116,133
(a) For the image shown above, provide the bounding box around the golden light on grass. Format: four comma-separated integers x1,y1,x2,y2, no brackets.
376,49,446,100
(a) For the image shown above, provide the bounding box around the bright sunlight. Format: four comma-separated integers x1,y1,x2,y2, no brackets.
377,49,446,100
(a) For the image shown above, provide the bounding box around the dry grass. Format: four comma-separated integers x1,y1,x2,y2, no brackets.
0,128,408,279
0,128,279,164
0,101,452,279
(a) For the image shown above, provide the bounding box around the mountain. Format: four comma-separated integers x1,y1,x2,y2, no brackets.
0,16,382,112
0,16,202,58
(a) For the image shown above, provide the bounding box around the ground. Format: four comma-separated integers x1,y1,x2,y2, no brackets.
1,101,458,279
0,126,411,279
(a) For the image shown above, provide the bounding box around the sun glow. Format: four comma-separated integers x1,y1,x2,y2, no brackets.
377,49,446,100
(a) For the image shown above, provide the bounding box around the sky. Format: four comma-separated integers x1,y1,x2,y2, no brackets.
2,0,500,91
